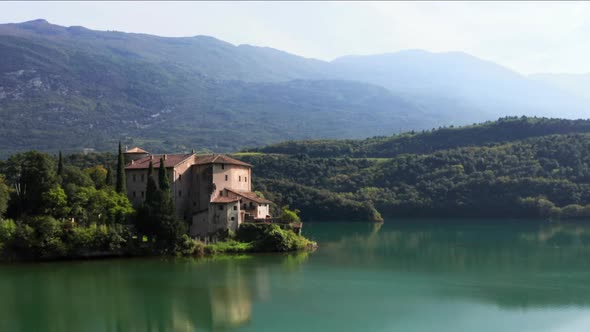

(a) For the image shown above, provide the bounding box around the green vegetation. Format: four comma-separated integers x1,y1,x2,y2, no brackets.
0,149,314,261
251,116,590,158
241,117,590,221
116,142,126,195
136,158,188,254
203,223,315,255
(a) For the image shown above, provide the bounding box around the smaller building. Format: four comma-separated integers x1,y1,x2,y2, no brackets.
123,147,273,237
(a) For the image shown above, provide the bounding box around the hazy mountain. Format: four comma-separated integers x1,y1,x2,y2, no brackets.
0,19,588,156
530,73,590,100
0,20,439,156
330,50,589,119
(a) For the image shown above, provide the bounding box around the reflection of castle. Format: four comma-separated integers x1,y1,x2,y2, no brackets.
124,147,272,237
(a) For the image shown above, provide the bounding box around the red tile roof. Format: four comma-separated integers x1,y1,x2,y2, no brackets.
125,154,194,169
226,188,273,204
195,154,252,167
125,147,149,154
211,196,240,204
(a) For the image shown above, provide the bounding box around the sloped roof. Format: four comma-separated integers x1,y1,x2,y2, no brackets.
125,153,194,169
211,196,240,204
226,188,273,204
195,154,252,167
125,147,149,154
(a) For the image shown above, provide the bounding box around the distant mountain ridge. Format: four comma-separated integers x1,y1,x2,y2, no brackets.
0,19,588,156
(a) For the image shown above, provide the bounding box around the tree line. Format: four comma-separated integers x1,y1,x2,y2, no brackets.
241,129,590,221
0,143,191,260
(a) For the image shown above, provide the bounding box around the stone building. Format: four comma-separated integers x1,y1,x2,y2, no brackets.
124,147,272,237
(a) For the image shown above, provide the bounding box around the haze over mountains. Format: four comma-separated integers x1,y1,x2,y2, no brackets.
0,19,588,156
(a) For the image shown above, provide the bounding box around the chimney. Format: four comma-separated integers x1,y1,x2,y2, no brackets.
150,155,153,160
164,154,167,160
131,160,134,165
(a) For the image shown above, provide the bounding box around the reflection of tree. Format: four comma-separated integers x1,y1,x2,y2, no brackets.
309,221,590,309
0,253,308,332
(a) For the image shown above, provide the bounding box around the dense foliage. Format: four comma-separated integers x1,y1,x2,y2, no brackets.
240,118,590,221
0,148,196,260
252,116,590,158
0,149,315,260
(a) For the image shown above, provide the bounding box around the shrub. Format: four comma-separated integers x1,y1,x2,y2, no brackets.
177,234,197,256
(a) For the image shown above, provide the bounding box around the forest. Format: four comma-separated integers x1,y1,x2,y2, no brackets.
239,117,590,221
3,116,590,261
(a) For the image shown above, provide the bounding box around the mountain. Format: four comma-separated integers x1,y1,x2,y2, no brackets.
530,73,590,100
0,19,589,157
330,50,589,120
0,19,428,157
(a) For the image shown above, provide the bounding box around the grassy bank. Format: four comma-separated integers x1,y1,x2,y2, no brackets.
192,224,317,256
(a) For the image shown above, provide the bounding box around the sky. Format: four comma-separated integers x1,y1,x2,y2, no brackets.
0,1,589,75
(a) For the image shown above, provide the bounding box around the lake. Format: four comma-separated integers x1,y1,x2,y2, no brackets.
2,220,590,331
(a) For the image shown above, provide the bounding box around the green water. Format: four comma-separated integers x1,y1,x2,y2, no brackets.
3,220,590,332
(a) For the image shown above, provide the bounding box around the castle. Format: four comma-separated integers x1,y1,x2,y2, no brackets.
123,147,272,237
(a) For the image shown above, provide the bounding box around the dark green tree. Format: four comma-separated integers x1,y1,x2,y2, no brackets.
158,157,170,191
105,164,113,187
57,151,64,176
0,175,9,218
5,151,58,217
136,158,186,253
116,142,126,195
145,161,157,204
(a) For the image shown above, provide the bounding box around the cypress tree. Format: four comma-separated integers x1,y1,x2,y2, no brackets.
116,142,126,194
145,161,157,204
105,165,113,187
158,157,170,192
57,151,64,176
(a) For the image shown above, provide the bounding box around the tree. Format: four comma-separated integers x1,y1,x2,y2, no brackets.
57,151,64,176
145,161,157,204
136,158,186,253
280,205,301,223
42,185,69,219
84,165,108,189
158,157,170,191
5,151,58,217
116,142,126,194
105,165,113,187
0,175,9,218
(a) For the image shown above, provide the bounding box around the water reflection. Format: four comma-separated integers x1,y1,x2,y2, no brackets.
306,220,590,309
0,253,310,332
2,221,590,332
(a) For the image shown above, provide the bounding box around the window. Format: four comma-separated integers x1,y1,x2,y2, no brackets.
179,174,182,181
219,190,223,197
221,163,225,170
239,176,241,182
233,206,237,210
225,175,228,181
141,174,144,182
132,191,136,198
231,217,235,221
132,174,136,182
245,177,247,182
218,205,223,211
178,190,182,197
141,191,144,198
